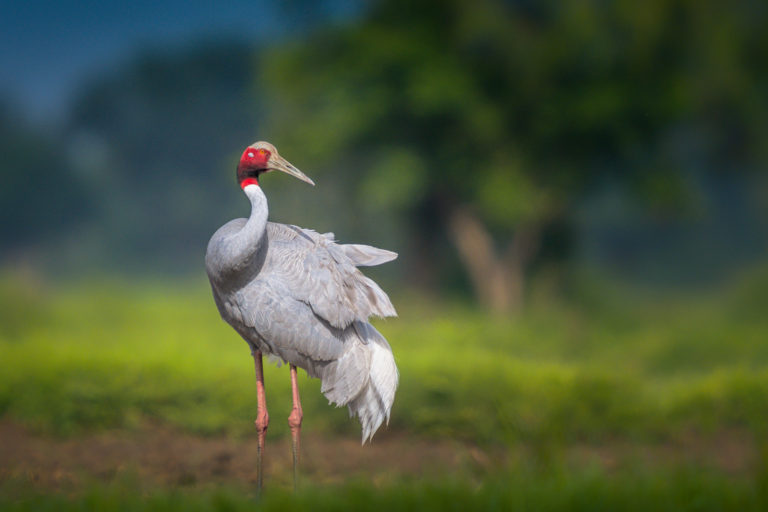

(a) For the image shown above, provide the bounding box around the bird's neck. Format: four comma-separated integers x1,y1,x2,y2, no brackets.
243,183,269,238
220,184,268,280
205,184,269,287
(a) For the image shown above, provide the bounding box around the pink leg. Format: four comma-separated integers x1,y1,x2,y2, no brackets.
288,364,303,490
252,349,269,492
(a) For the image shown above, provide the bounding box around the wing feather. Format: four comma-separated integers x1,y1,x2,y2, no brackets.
342,244,398,266
265,223,397,329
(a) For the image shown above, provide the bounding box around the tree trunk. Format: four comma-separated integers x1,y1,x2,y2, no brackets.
447,206,540,314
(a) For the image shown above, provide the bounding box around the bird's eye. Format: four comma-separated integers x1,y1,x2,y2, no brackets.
258,149,266,156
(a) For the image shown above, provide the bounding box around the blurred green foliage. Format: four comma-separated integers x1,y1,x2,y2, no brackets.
260,0,768,307
1,0,765,307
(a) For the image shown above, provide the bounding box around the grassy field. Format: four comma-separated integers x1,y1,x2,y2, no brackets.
2,468,766,511
1,267,768,508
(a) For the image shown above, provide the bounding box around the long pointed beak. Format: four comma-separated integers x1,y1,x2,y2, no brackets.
268,156,315,186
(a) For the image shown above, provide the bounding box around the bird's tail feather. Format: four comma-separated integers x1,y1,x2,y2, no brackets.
320,338,370,406
319,322,398,443
348,322,399,443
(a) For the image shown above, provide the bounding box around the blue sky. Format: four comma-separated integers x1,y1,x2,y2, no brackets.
0,0,359,123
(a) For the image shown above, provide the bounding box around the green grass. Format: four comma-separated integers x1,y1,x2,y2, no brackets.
2,467,767,511
1,268,767,444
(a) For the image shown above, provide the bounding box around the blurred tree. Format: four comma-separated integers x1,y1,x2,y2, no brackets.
66,40,261,273
261,0,768,312
0,102,92,261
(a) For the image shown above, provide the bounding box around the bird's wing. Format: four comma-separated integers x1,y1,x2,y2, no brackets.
265,222,397,329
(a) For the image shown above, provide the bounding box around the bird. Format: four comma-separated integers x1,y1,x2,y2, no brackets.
205,141,399,491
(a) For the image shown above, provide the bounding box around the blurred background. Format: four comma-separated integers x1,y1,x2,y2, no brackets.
1,0,768,509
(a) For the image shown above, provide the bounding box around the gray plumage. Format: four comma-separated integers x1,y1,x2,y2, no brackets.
205,144,398,442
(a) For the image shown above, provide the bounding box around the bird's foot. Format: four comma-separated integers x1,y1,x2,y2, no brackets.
254,409,269,492
288,405,303,464
288,367,303,492
288,407,302,491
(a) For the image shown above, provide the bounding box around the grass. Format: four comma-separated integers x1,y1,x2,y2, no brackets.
2,466,767,511
0,272,767,441
1,270,767,444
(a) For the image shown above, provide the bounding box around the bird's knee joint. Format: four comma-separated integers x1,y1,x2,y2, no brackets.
255,411,270,433
288,408,303,429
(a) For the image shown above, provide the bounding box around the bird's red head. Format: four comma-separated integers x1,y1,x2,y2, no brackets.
237,147,271,188
235,141,315,189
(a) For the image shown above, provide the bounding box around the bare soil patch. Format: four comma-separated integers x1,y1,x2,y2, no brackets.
0,420,756,492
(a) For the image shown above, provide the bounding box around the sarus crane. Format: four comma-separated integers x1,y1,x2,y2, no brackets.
205,141,399,491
